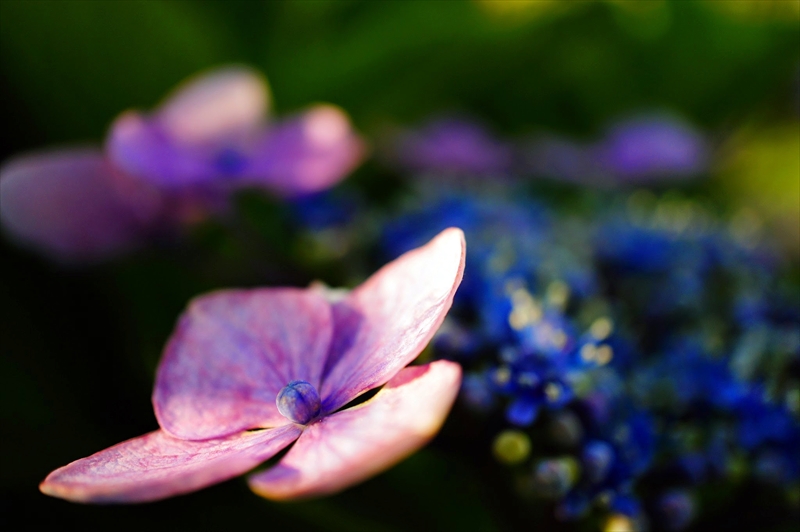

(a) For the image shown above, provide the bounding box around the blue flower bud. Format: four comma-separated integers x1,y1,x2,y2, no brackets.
506,397,540,427
276,380,321,425
461,373,495,411
583,440,614,484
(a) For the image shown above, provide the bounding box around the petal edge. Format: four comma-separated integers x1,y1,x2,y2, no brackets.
320,227,466,412
41,425,300,504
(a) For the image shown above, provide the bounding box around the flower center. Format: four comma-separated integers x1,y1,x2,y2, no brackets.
276,380,321,425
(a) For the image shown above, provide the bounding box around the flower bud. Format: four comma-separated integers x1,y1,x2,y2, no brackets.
277,380,321,424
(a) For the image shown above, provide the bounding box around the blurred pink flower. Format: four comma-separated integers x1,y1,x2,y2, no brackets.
107,66,365,196
1,66,365,262
40,228,465,503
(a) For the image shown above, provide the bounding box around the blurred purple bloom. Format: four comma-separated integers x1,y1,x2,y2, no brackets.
1,66,365,262
40,229,465,503
525,114,708,185
393,117,513,176
593,115,708,181
108,67,365,194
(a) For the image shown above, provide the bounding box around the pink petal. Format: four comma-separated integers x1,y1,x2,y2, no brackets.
153,288,333,440
40,424,301,504
246,105,366,197
320,227,465,413
248,360,462,500
158,65,270,145
0,148,145,262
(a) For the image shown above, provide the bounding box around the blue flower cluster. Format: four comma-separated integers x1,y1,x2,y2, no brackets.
379,186,800,530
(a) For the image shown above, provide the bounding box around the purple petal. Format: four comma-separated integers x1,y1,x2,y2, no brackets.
106,111,223,188
106,66,269,188
395,117,513,175
153,288,333,440
248,360,461,500
106,114,238,222
40,425,300,504
0,148,146,262
107,104,363,196
158,66,270,144
106,68,362,195
245,105,366,197
320,228,466,413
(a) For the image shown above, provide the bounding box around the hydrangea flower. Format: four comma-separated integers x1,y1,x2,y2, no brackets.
39,228,465,502
592,115,708,182
390,117,513,176
106,65,365,197
525,113,708,185
0,66,365,262
377,182,799,530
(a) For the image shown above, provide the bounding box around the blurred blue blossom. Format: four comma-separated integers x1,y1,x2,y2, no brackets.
377,178,799,530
